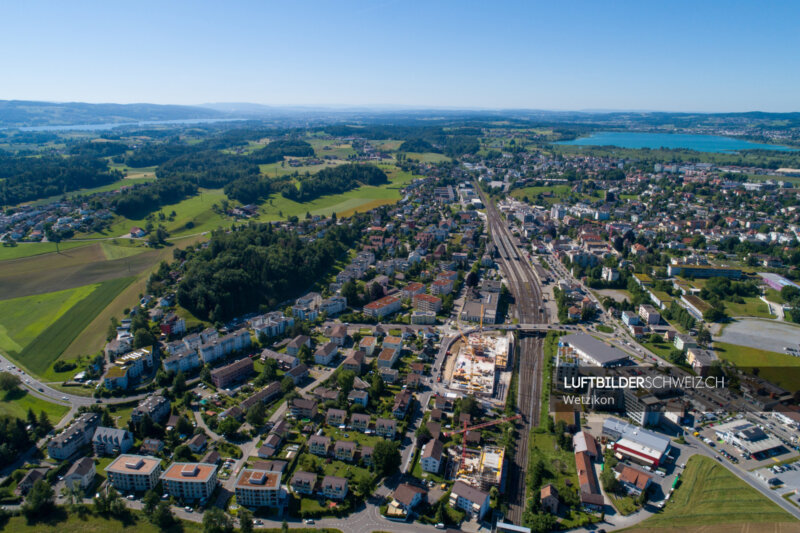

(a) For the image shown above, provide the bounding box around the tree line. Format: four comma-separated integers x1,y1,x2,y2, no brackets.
280,164,388,203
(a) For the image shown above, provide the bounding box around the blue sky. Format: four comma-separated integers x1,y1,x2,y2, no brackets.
1,1,798,111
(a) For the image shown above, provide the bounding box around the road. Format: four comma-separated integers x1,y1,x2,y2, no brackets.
478,187,547,524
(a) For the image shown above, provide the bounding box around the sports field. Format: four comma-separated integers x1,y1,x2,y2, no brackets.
633,455,794,529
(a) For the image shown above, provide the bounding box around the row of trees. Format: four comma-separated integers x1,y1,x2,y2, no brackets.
280,164,388,203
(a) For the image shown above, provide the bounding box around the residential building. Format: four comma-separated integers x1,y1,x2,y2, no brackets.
540,484,559,514
308,435,331,456
187,433,207,454
198,329,251,365
413,293,443,314
576,450,604,510
449,480,490,519
48,412,100,460
375,418,397,439
63,457,95,490
359,336,378,356
392,483,426,512
314,341,339,365
235,469,283,508
131,394,171,425
105,455,162,492
161,463,218,503
638,304,661,325
334,441,356,462
320,475,348,500
286,335,311,357
290,471,317,495
363,295,402,319
285,363,309,384
211,357,254,389
260,349,299,370
326,408,347,426
92,427,134,456
351,413,370,432
290,398,317,419
421,439,444,473
377,348,399,369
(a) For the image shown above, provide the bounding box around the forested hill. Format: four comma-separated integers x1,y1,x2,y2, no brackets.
175,218,365,322
0,100,225,128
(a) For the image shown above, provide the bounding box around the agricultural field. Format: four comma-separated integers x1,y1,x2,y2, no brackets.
0,277,133,378
634,455,794,528
0,284,98,355
0,243,159,300
259,158,347,178
0,241,89,261
307,138,357,159
402,151,451,163
0,389,69,424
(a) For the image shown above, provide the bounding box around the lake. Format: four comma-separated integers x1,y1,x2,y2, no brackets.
556,131,796,153
12,118,246,132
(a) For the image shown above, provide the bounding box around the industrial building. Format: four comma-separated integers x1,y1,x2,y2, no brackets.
602,417,671,467
559,334,630,367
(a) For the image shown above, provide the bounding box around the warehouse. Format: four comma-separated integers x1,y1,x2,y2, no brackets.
602,417,671,467
559,334,630,367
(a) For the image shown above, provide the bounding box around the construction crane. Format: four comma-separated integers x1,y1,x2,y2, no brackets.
442,413,522,474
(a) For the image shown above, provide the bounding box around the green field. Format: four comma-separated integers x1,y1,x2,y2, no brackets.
1,512,203,533
0,389,69,424
0,241,90,261
403,152,451,163
77,188,229,239
98,242,149,260
714,341,800,392
0,284,98,354
308,138,357,159
26,176,156,207
635,455,793,528
765,289,786,305
724,297,775,318
1,277,135,378
259,158,347,178
511,184,573,204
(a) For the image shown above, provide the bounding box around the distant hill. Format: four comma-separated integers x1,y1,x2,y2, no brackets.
0,100,226,128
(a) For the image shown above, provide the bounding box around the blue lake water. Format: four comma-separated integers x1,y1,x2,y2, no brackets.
556,131,796,153
11,118,245,132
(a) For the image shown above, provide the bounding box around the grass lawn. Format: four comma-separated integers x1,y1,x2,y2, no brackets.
1,511,203,533
0,389,69,424
0,241,90,261
609,493,638,515
259,158,348,178
723,297,775,318
596,324,614,333
713,341,800,392
322,426,385,449
6,277,134,378
765,289,786,305
641,341,675,360
510,184,572,204
636,455,794,528
0,284,98,354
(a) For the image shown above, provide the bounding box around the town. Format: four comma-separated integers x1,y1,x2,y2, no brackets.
1,116,800,533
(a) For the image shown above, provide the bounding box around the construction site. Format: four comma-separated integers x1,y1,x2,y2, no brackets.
445,444,509,492
445,330,514,403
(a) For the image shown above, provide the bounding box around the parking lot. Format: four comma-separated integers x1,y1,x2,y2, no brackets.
754,459,800,507
696,422,800,471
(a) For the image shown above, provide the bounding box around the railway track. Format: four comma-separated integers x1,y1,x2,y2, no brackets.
478,186,548,525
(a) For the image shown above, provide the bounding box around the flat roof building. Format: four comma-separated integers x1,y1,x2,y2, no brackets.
105,454,162,492
560,334,630,367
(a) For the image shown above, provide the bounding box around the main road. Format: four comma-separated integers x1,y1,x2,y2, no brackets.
477,186,548,524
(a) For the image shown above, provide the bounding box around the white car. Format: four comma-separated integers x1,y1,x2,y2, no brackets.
304,519,314,525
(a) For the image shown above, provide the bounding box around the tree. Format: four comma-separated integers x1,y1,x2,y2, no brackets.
337,370,356,396
143,489,160,515
200,365,212,384
0,372,20,392
356,476,374,497
203,507,234,533
465,271,478,287
281,521,289,533
238,507,254,533
697,325,711,346
781,285,800,302
218,417,241,439
133,328,156,349
246,402,266,427
22,479,54,519
37,410,53,435
173,370,187,395
372,440,401,477
152,501,175,530
281,376,295,394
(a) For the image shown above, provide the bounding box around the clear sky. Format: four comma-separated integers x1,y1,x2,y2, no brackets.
1,0,798,112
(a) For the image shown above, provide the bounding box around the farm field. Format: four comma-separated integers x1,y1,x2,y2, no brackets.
308,138,357,158
403,151,451,163
5,277,134,378
0,241,89,261
0,389,69,424
633,455,794,528
60,233,208,361
259,158,347,178
0,284,98,355
0,243,159,300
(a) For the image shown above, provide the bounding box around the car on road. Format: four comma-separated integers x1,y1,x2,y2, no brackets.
304,519,314,525
184,506,193,513
61,396,69,401
37,387,44,392
435,523,446,529
127,494,135,500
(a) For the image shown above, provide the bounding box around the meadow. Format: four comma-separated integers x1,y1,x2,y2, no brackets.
713,341,800,392
0,241,89,261
634,455,793,528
